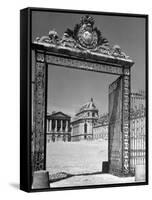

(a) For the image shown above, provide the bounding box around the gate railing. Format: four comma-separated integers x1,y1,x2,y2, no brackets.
130,108,146,174
92,105,146,175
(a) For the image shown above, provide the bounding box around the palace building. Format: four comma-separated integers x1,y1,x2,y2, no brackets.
93,113,109,140
92,90,146,142
46,111,71,142
71,98,99,141
130,90,145,111
46,90,145,145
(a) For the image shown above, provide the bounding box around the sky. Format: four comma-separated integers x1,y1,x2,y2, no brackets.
32,11,146,116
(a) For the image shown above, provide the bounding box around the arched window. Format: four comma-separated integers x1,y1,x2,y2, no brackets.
84,123,87,134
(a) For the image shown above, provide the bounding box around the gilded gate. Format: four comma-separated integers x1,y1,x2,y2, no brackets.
32,15,134,176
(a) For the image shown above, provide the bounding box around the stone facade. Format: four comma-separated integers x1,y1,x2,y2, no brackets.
46,91,145,144
92,91,146,143
131,90,145,111
93,113,109,140
46,112,71,142
71,98,99,141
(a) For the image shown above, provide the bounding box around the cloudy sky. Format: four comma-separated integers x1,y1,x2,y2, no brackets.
32,10,146,116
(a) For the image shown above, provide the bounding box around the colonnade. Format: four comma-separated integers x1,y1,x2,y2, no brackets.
47,119,69,133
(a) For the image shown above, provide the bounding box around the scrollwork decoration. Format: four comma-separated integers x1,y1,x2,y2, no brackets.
34,15,130,60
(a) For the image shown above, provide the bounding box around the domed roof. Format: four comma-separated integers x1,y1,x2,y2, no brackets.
77,98,98,115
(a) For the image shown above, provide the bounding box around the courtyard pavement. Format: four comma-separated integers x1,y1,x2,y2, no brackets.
46,139,108,175
50,173,135,187
46,140,135,188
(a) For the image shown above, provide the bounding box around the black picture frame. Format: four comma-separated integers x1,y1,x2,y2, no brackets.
20,7,148,192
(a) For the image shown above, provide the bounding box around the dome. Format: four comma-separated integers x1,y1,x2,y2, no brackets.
77,98,98,115
71,98,99,123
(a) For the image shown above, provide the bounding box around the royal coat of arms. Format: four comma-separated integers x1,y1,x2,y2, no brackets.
77,16,98,49
64,15,109,50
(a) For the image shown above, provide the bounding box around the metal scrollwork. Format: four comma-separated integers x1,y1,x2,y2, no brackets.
110,45,130,59
34,15,130,60
124,68,130,75
46,54,123,75
37,53,45,62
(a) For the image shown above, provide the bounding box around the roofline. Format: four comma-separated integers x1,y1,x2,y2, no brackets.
47,111,71,118
71,116,98,124
76,108,99,116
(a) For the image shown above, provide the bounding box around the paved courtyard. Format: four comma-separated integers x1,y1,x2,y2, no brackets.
46,139,135,187
46,139,108,175
50,174,135,188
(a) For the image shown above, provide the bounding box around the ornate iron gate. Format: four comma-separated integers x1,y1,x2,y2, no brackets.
130,99,146,174
32,15,134,177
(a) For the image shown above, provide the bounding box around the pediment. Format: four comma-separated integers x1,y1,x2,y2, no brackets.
48,112,71,119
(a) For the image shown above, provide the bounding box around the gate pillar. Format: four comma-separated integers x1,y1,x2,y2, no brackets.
32,51,47,172
121,68,131,175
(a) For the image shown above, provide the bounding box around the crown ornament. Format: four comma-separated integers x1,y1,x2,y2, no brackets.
80,15,94,26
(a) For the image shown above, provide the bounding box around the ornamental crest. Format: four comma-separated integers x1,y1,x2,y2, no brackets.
34,15,129,59
64,15,109,50
77,16,98,49
77,22,98,49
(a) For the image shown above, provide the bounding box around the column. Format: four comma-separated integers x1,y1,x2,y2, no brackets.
55,119,57,132
49,120,52,132
60,120,63,132
65,120,68,132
